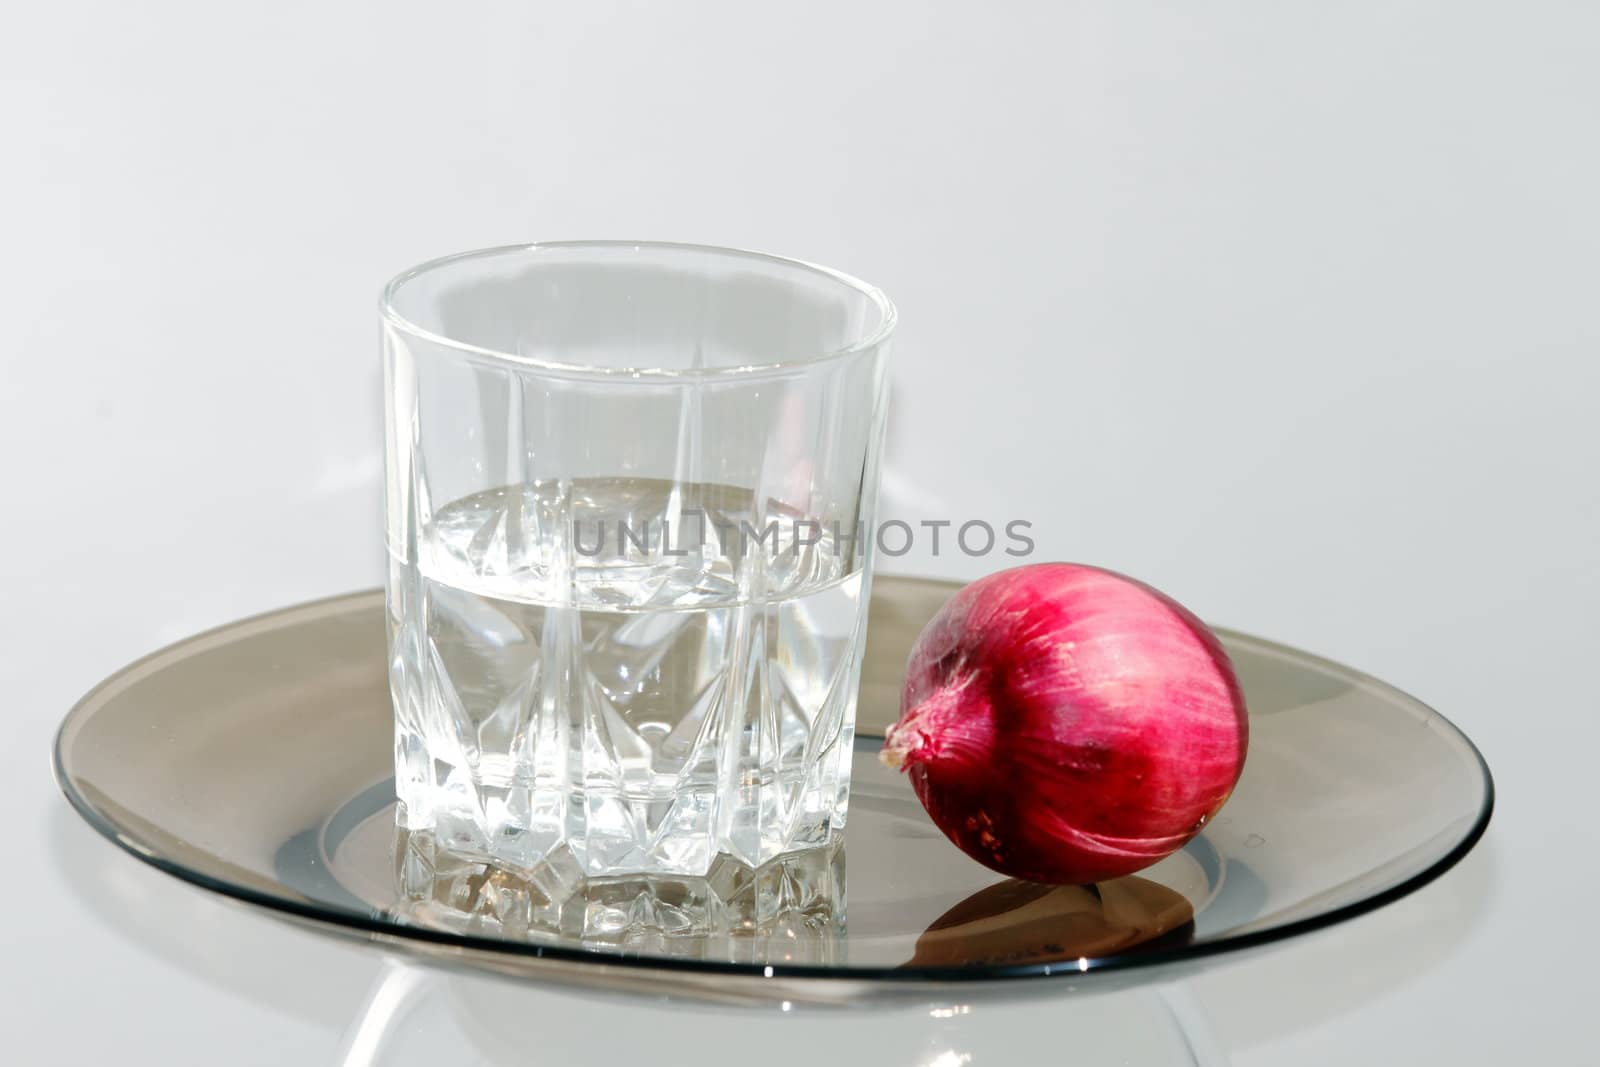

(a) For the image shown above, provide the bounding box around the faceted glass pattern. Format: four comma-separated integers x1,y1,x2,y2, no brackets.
382,243,894,879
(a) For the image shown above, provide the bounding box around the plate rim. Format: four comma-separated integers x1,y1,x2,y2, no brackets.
52,583,1496,987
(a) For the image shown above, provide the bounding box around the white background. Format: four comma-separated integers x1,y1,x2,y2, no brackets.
4,2,1596,1063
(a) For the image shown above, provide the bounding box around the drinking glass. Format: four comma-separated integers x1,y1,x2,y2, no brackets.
382,242,894,880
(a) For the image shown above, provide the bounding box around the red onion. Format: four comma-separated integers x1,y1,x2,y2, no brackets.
881,563,1248,885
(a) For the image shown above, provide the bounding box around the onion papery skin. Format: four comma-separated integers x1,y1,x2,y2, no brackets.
882,563,1248,885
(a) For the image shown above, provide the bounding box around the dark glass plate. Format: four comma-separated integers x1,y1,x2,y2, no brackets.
53,577,1492,1004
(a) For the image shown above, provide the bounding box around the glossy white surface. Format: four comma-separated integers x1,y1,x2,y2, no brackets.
5,3,1593,1063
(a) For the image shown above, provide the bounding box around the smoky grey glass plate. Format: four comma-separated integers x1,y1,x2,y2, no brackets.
53,576,1492,1004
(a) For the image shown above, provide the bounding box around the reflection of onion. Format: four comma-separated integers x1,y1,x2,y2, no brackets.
882,563,1248,885
906,876,1195,968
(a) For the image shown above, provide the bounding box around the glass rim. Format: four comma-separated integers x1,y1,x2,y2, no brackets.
380,240,897,381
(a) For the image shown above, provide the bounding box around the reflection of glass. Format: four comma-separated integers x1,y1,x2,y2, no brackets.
382,243,894,881
336,960,1236,1067
396,826,846,964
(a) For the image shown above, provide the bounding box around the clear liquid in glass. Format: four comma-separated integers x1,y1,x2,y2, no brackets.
388,478,866,879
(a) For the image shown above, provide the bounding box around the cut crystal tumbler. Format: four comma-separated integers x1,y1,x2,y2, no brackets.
382,242,894,879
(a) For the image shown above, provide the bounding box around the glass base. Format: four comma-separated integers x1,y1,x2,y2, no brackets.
396,827,846,962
